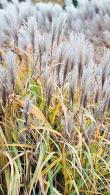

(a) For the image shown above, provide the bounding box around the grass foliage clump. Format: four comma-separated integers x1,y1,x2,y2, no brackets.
0,0,110,194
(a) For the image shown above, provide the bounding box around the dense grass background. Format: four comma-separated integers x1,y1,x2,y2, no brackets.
0,0,110,194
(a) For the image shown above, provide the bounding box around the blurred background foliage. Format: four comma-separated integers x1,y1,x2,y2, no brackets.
33,0,63,3
33,0,78,7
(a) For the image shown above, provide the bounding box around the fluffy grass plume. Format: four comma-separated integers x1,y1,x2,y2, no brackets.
0,0,110,194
